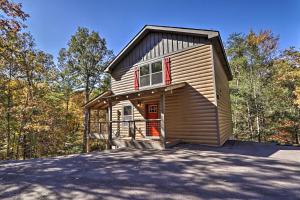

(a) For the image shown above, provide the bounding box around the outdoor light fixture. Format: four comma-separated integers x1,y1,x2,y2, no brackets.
103,100,107,104
137,101,142,107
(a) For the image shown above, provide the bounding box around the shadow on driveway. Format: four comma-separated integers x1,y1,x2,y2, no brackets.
0,141,299,200
180,140,300,160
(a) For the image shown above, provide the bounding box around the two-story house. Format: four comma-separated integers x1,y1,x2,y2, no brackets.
84,25,233,150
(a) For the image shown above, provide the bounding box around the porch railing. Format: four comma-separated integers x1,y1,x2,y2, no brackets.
89,119,161,141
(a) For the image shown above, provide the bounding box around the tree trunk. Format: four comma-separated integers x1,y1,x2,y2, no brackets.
23,134,27,160
251,63,261,143
295,109,300,144
294,123,299,144
6,66,12,159
254,90,261,142
247,102,254,140
6,91,11,159
12,129,17,159
84,108,90,153
66,95,69,113
255,102,261,143
64,94,70,154
83,77,90,153
16,134,21,159
18,93,30,160
256,115,261,142
233,76,239,138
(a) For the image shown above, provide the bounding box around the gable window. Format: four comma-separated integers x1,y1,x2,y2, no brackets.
123,105,133,126
139,60,163,87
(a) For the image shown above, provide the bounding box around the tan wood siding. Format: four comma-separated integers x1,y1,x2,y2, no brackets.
111,95,161,139
109,30,231,146
213,48,233,145
111,32,208,95
111,100,146,139
165,45,219,146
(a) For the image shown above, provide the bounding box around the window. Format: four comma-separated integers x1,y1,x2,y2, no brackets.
140,64,150,87
148,105,158,113
139,60,163,87
123,105,133,126
151,61,163,85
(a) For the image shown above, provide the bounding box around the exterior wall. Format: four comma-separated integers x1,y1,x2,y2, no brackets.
213,48,233,145
111,96,161,139
166,44,219,146
111,32,208,95
109,31,232,146
111,100,145,139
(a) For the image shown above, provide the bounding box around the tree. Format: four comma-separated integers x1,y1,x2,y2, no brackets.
0,0,28,36
227,30,279,142
1,3,112,160
269,48,300,144
0,0,28,159
227,30,300,145
60,27,112,152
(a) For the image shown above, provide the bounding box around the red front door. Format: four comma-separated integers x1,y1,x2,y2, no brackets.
146,104,160,137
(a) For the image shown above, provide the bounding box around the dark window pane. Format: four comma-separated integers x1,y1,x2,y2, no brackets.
151,61,162,73
123,105,132,116
140,64,150,76
123,106,132,126
140,75,150,87
152,72,162,85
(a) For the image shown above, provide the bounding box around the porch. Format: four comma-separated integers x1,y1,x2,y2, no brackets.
89,119,164,149
84,83,186,151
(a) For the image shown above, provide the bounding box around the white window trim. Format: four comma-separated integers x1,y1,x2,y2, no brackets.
139,59,165,90
122,104,133,126
148,105,158,113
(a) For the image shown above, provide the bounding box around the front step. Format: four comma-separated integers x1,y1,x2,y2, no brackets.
112,139,164,150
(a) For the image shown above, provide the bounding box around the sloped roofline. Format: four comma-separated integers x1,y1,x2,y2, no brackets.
105,25,232,80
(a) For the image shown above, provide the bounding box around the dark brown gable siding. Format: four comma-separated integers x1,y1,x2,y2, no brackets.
111,32,208,94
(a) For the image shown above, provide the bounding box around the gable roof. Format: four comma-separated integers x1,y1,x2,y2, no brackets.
105,25,232,80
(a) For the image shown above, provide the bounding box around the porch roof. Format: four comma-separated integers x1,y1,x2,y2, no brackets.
83,90,113,109
84,82,187,109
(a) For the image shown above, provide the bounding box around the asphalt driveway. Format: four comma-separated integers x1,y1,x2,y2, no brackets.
0,141,300,200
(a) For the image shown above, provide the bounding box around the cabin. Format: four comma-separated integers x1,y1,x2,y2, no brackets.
84,25,233,150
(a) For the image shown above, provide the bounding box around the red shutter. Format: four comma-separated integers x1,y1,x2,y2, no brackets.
134,66,139,90
164,57,171,85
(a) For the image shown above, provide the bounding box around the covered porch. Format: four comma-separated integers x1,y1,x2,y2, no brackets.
84,82,186,151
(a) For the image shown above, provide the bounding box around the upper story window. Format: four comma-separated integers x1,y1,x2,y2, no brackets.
139,60,163,88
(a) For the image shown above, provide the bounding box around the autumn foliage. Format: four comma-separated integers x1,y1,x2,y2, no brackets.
0,1,299,160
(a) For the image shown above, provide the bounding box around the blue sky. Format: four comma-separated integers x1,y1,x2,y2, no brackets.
19,0,300,62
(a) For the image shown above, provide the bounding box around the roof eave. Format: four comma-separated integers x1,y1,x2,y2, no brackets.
105,25,220,73
83,90,112,108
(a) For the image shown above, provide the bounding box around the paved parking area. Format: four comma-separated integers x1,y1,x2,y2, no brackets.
0,141,300,200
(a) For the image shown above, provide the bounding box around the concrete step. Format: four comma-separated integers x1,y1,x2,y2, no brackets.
112,139,163,150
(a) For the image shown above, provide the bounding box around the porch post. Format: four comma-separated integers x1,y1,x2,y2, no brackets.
160,93,166,148
96,109,100,134
108,101,113,149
